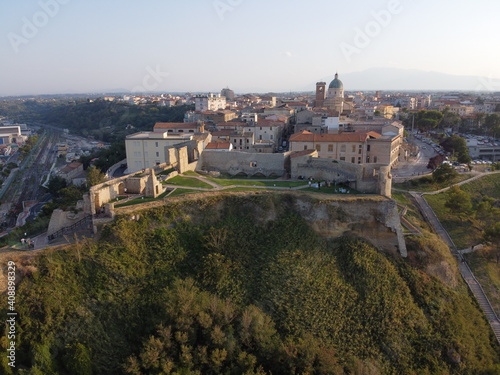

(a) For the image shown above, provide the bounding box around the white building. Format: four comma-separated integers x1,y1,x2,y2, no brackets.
125,131,194,173
194,93,226,112
0,125,27,145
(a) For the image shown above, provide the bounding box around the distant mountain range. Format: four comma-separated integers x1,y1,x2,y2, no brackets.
311,67,500,92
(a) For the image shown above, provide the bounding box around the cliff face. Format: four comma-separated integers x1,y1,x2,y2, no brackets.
118,192,407,257
291,195,407,257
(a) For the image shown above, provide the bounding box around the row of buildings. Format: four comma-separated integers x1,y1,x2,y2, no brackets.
123,74,402,196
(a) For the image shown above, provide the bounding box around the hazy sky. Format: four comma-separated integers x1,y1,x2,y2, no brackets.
1,0,500,96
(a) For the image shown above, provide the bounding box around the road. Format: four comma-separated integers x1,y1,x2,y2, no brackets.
392,138,438,179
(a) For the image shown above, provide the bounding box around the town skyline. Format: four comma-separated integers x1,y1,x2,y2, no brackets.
2,0,500,96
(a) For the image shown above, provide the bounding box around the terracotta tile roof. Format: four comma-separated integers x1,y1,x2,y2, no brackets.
289,130,378,143
205,142,231,150
59,162,83,174
366,131,382,138
212,129,233,136
154,122,200,130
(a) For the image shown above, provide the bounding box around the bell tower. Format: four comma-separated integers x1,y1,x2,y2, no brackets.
315,82,326,107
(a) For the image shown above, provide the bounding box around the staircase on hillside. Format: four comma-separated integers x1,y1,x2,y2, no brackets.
462,269,500,342
47,215,92,243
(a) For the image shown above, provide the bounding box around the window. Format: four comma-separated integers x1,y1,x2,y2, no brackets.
328,144,333,152
358,157,361,164
144,152,149,157
259,135,262,140
366,156,370,163
351,157,355,163
155,142,159,147
340,144,346,152
358,148,362,154
156,152,159,157
133,141,140,147
270,135,273,140
304,145,307,150
178,129,183,132
374,156,378,163
340,156,345,161
316,144,321,151
189,130,194,133
351,145,356,152
367,145,371,151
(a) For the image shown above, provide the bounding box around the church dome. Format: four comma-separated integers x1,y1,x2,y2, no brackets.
328,73,343,89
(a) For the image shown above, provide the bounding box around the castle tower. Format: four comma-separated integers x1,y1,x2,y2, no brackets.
315,82,326,107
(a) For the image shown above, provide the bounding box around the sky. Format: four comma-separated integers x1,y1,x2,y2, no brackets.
1,0,500,96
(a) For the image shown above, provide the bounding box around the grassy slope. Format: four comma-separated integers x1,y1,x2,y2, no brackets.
1,194,499,374
423,173,500,317
393,173,473,192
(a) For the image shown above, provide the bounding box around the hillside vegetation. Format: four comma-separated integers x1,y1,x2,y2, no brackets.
0,99,191,143
1,194,499,374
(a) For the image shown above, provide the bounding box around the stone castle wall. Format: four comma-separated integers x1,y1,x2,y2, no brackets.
199,150,286,176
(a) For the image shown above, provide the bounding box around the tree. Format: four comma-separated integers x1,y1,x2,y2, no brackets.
444,185,472,219
484,113,500,136
47,175,68,197
441,108,461,131
440,135,471,164
86,165,106,187
432,163,457,182
483,222,500,263
475,112,486,128
414,110,444,132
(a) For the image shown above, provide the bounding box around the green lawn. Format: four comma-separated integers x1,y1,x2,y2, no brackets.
205,177,308,188
157,167,176,176
115,190,170,207
163,176,214,189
